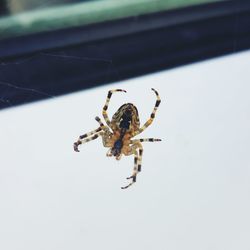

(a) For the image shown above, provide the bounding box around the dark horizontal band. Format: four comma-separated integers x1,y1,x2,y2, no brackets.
0,0,250,110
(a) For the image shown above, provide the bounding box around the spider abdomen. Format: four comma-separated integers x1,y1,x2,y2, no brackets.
111,103,140,132
119,113,131,130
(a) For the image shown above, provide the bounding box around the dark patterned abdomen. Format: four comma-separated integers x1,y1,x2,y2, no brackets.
111,103,140,132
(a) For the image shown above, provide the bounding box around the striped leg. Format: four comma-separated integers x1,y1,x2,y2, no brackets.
121,141,143,189
95,116,113,147
73,127,102,152
74,132,104,152
95,116,110,133
135,88,161,136
136,138,162,142
102,89,126,128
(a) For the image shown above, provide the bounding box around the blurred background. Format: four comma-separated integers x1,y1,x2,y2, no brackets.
0,0,215,16
1,0,250,109
0,1,250,250
0,0,91,15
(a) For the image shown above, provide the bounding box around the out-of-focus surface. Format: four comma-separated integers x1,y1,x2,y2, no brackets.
0,0,218,16
0,0,92,15
0,0,220,39
0,50,249,250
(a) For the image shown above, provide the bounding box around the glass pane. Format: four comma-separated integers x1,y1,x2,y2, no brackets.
0,0,223,39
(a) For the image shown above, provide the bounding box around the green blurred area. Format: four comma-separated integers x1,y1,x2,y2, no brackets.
0,0,221,39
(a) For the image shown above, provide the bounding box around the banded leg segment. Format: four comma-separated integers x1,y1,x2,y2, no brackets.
135,88,161,136
102,89,126,129
95,116,111,133
95,116,114,147
74,131,103,152
121,142,143,189
136,138,162,142
74,127,102,152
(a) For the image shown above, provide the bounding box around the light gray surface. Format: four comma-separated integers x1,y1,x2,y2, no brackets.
0,51,250,250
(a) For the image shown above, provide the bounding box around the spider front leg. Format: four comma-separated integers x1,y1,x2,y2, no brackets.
95,116,111,135
102,89,126,129
121,141,143,189
74,116,112,152
73,127,103,152
135,88,161,136
95,116,113,148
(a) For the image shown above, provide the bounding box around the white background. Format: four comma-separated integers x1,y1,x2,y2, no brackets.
0,50,250,250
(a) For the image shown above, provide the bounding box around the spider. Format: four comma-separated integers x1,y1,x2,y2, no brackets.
73,88,161,189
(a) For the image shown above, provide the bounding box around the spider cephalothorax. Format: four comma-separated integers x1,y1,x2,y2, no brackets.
74,88,161,189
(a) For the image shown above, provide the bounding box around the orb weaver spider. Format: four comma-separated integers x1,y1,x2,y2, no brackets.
73,88,161,189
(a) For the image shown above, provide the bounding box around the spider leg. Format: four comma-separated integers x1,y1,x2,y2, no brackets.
95,116,115,148
102,89,126,129
135,138,162,142
95,116,111,134
106,148,113,157
121,138,161,188
121,141,143,189
73,127,102,152
135,88,161,136
74,131,103,152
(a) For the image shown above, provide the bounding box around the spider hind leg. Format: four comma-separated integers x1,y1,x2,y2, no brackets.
121,142,143,189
